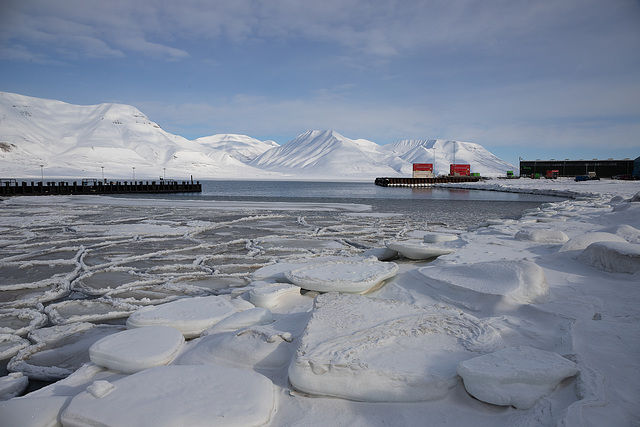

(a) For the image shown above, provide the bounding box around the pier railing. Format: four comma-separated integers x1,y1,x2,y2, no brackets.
0,180,202,196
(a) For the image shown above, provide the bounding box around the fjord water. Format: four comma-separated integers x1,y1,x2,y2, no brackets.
118,180,564,228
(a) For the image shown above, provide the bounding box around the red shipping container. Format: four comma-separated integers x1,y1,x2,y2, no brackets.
450,164,470,176
413,163,434,178
413,163,433,172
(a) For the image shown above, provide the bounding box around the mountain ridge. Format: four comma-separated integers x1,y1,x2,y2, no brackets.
0,92,515,180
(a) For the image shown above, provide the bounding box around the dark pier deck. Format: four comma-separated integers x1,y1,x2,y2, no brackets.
375,176,481,187
0,179,202,197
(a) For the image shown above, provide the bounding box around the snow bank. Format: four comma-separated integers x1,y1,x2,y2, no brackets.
577,241,640,274
385,240,455,260
60,365,275,427
89,326,184,374
288,293,503,402
284,257,398,293
514,229,569,244
457,346,578,409
417,260,549,310
126,296,237,338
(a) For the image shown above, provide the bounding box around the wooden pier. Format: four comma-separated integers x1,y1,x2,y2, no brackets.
0,179,202,197
375,176,481,187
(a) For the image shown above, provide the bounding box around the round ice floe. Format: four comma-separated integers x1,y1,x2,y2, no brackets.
288,293,504,402
0,334,30,361
126,295,237,338
514,229,569,244
0,372,28,400
559,232,627,252
8,323,125,381
249,282,303,309
385,240,454,260
423,233,459,243
89,325,185,374
45,298,140,325
418,260,549,308
60,365,275,427
0,309,47,336
577,241,640,274
457,346,578,409
284,258,398,294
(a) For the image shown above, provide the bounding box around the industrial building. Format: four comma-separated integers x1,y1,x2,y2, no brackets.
519,158,638,178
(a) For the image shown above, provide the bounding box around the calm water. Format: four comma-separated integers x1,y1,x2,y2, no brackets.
114,180,565,228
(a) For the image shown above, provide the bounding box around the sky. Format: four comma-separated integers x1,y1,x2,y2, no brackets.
1,0,639,167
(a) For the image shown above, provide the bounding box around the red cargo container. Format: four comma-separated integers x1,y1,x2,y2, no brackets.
450,164,470,176
413,163,434,178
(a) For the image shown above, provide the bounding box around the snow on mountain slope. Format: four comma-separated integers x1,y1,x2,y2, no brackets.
193,134,279,163
249,130,405,178
384,139,515,177
0,92,273,179
0,92,515,180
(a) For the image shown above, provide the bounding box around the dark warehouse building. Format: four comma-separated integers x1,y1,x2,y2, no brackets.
519,157,639,178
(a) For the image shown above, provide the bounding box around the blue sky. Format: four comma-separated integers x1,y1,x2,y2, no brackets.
1,0,639,166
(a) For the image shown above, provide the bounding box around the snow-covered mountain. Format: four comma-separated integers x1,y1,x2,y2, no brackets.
0,92,515,180
249,130,409,178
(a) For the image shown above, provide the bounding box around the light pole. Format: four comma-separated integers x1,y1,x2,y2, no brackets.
163,168,166,180
101,166,104,181
40,164,44,182
132,167,136,181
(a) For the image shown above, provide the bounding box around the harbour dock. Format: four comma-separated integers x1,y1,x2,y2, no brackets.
375,176,481,187
0,179,202,196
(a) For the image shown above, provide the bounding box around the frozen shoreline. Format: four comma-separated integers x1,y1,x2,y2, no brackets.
1,179,639,426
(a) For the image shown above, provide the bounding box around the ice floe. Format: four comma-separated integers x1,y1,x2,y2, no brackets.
417,260,549,310
60,365,275,427
0,335,30,361
559,232,628,252
89,325,185,374
385,240,455,260
423,232,459,243
175,321,298,378
284,257,398,293
577,241,640,274
248,282,305,310
8,323,125,381
0,309,47,336
201,307,272,334
288,292,504,402
44,298,140,325
0,373,28,401
457,346,578,409
126,295,238,338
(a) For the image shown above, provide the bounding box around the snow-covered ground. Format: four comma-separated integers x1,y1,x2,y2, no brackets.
0,179,639,426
